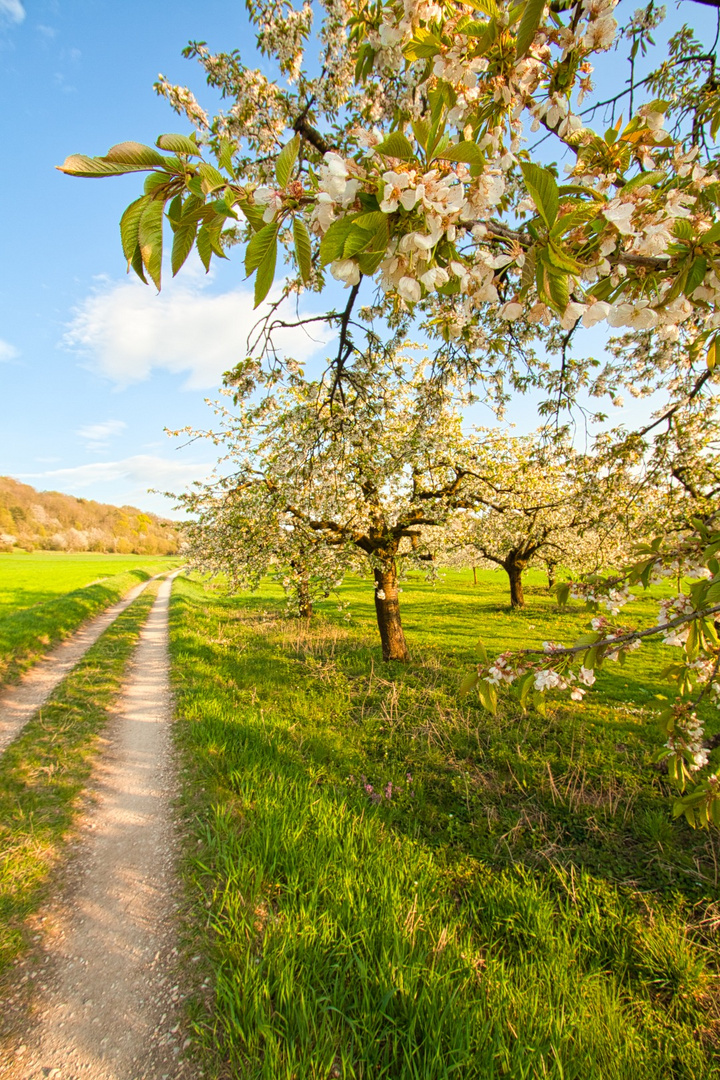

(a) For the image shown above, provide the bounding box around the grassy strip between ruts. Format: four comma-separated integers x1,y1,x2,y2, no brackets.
170,575,720,1080
0,568,156,688
0,579,159,1000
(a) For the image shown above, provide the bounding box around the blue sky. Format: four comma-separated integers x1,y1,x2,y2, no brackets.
0,1,716,515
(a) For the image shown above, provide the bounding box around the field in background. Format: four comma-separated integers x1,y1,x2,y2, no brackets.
0,553,180,686
171,570,720,1078
0,552,180,617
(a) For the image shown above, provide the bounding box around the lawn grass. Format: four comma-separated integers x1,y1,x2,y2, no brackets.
0,552,178,617
0,556,176,687
0,581,159,995
170,570,720,1079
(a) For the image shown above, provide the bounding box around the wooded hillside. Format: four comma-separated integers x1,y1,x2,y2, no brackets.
0,477,180,555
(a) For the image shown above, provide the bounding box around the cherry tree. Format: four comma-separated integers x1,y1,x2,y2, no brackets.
58,0,720,400
55,0,720,819
441,430,622,607
173,349,492,661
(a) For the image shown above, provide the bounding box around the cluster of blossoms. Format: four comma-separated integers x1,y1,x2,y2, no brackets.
664,707,710,773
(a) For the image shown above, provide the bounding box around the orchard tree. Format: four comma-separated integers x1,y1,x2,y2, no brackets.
55,0,720,820
58,0,720,403
173,349,493,662
177,482,354,617
441,430,629,607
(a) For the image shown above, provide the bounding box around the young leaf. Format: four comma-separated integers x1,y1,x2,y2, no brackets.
319,215,357,266
276,134,300,189
156,133,202,156
521,162,559,228
254,237,277,308
57,154,150,177
515,0,546,59
171,222,198,277
105,141,167,168
374,132,415,160
198,163,227,193
137,197,165,290
459,670,480,698
245,223,280,276
708,335,717,372
435,141,484,166
476,637,489,664
120,195,151,264
293,216,312,283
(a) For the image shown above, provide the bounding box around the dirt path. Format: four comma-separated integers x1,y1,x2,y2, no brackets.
0,573,168,758
2,571,199,1080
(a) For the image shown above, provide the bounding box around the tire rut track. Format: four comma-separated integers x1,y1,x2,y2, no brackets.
2,570,199,1080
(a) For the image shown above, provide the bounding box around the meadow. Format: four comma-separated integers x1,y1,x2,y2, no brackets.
170,568,720,1079
0,551,178,617
0,552,180,686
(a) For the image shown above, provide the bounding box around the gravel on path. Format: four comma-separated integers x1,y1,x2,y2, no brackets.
0,573,167,758
2,570,199,1080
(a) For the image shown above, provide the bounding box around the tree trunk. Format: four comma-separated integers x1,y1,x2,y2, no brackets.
296,572,313,618
506,558,525,608
373,562,410,662
472,565,478,586
546,562,556,589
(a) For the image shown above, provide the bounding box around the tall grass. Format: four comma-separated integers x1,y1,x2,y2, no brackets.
170,574,720,1079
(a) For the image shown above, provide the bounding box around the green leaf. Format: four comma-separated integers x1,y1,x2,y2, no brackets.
477,678,498,715
198,162,227,193
672,219,694,241
476,637,489,664
138,197,165,290
374,132,415,161
276,134,300,189
105,141,167,168
237,198,267,233
196,225,213,272
319,215,357,266
546,241,582,274
171,222,198,277
515,0,545,58
343,225,375,258
459,671,480,698
555,582,571,607
120,195,151,264
293,216,312,283
435,141,484,166
245,222,280,276
254,237,277,308
521,162,559,228
218,138,235,175
684,256,707,296
57,154,150,177
619,169,666,195
156,133,202,156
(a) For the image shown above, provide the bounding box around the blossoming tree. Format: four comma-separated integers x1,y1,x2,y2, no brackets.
56,0,720,820
441,430,625,607
173,350,495,662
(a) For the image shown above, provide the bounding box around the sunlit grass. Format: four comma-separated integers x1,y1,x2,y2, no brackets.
0,552,178,616
170,572,720,1079
0,556,177,687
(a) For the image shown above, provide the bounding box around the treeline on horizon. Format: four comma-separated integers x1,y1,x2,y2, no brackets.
0,476,180,555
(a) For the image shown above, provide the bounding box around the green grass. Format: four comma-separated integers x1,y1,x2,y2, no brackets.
0,556,176,687
0,582,159,994
0,551,179,617
170,570,720,1079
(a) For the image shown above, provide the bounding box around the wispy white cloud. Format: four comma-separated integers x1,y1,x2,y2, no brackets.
0,0,25,25
0,339,19,362
17,454,216,512
76,419,127,450
64,275,332,390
